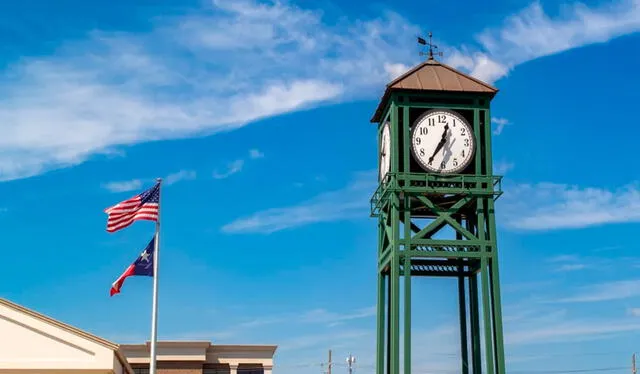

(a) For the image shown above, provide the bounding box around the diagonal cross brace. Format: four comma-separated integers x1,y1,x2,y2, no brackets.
413,195,478,241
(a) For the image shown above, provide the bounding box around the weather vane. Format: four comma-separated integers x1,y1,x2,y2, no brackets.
417,31,443,60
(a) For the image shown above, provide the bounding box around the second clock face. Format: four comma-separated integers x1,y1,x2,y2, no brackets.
410,109,475,174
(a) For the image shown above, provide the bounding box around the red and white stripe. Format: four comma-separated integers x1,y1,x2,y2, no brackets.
110,264,136,296
104,196,158,233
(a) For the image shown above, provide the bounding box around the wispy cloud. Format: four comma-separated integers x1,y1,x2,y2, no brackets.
507,312,640,345
553,279,640,303
102,169,197,192
547,254,591,272
167,305,377,348
212,148,264,179
237,305,376,329
298,306,376,326
165,170,197,185
1,1,637,181
492,117,510,135
213,159,245,180
445,0,640,83
500,181,640,230
556,263,589,272
0,0,417,182
221,170,376,233
249,149,264,159
494,160,515,175
102,179,143,193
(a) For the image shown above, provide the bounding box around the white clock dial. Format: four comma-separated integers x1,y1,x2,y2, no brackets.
410,110,475,174
379,122,391,182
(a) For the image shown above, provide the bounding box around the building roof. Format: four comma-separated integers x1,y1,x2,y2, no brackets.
120,341,278,353
120,341,278,367
370,58,499,123
0,297,134,373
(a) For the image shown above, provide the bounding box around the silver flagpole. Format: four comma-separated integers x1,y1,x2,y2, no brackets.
149,178,162,374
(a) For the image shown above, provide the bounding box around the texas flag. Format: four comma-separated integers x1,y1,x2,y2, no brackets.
110,237,155,296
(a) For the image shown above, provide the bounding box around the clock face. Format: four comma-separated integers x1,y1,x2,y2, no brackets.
379,122,391,182
410,109,475,174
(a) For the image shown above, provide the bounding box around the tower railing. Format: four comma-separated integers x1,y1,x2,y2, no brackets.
370,172,503,217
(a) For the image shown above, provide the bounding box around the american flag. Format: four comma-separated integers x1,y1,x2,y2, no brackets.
104,182,160,233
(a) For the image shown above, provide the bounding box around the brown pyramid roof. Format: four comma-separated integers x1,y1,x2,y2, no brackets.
370,58,498,123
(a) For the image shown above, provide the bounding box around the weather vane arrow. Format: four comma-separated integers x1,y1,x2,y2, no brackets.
417,31,443,60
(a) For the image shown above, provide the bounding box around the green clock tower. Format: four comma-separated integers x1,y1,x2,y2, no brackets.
370,40,507,374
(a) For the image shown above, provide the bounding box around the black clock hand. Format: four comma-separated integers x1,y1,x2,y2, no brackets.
428,124,449,165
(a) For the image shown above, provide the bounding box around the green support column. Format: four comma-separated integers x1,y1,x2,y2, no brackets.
403,194,412,374
469,273,482,374
483,106,507,374
458,271,469,374
488,200,506,374
387,275,391,374
490,256,506,374
390,194,401,374
403,254,411,374
481,256,495,374
377,271,386,374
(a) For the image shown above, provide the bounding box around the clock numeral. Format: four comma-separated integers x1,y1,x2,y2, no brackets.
438,115,446,123
419,148,425,157
461,150,465,157
461,127,466,136
440,161,446,169
464,138,470,147
415,137,422,145
453,158,458,167
427,118,435,126
419,127,428,135
453,119,456,127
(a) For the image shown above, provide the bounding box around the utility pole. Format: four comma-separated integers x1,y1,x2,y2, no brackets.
328,349,332,374
346,354,356,374
632,353,636,374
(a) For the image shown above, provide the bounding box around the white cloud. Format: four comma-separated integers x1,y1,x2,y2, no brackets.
221,170,376,233
102,179,143,193
2,0,638,181
556,263,589,272
249,149,264,159
507,312,640,345
546,254,590,272
102,169,196,192
236,305,376,330
628,308,640,317
383,62,410,80
445,0,640,83
213,159,245,180
492,117,510,135
0,1,418,182
298,306,376,326
494,160,515,175
553,279,640,303
212,148,265,179
165,170,197,185
500,181,640,230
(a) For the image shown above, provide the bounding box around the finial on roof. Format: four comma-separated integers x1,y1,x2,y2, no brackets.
417,31,443,61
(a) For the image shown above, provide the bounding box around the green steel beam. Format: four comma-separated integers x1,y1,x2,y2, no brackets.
376,272,386,374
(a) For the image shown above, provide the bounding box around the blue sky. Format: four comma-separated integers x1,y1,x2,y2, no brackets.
0,0,640,373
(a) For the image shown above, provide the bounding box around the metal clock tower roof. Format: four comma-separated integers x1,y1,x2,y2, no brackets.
370,58,499,123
